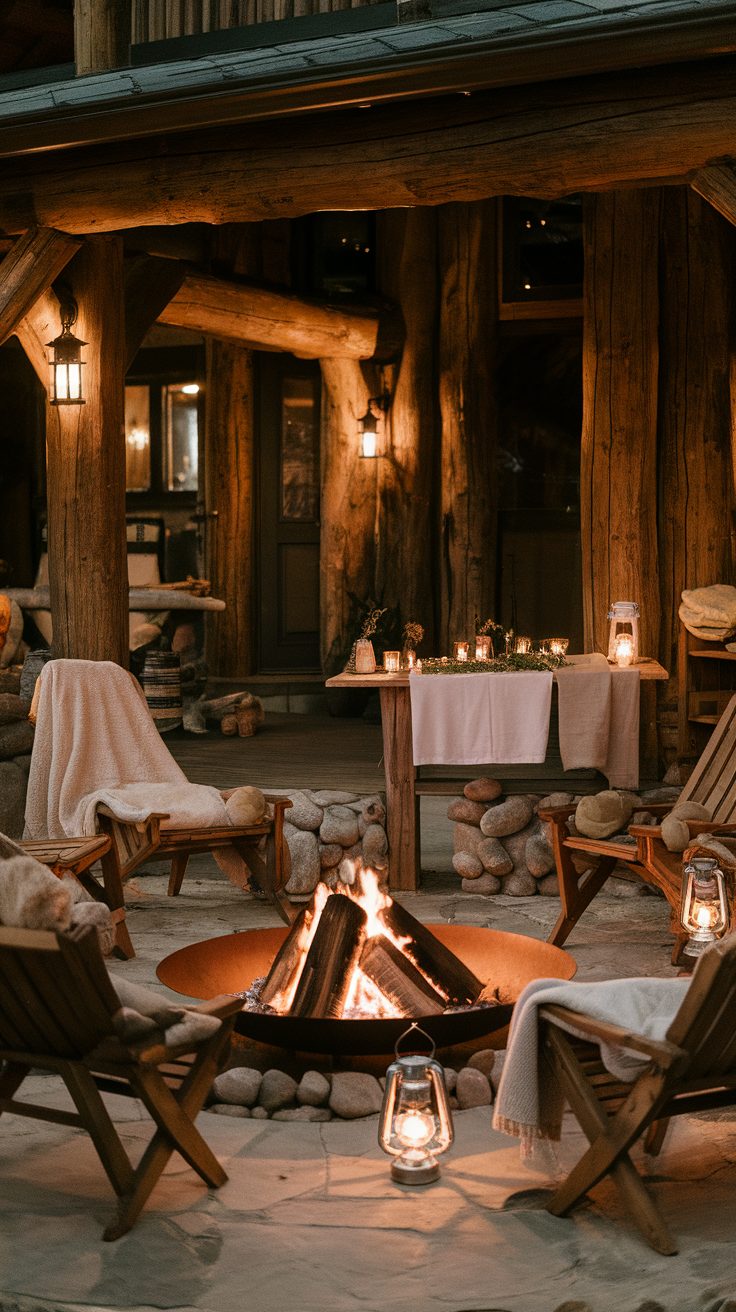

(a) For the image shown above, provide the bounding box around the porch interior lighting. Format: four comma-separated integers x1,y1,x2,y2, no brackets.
378,1023,454,1185
681,856,728,958
359,394,389,458
47,301,86,406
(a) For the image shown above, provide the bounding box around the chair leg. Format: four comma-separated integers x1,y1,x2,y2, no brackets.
61,1063,135,1197
0,1060,30,1109
547,855,617,948
98,850,135,959
168,854,189,897
643,1118,670,1156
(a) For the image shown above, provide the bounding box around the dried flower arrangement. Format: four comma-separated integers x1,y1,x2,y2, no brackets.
402,620,424,649
360,607,388,639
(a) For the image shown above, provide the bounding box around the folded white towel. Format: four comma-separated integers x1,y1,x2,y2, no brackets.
409,670,553,766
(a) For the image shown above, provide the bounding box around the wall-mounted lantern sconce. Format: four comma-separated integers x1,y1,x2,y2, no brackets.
47,301,86,405
358,393,389,458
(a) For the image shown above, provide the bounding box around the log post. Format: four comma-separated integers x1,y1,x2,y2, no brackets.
319,356,378,674
204,336,256,676
658,189,734,669
437,200,498,649
74,0,130,75
374,208,437,647
0,229,81,345
580,191,660,660
45,237,128,664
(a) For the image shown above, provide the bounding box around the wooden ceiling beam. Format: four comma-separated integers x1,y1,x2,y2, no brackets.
0,226,80,345
690,162,736,227
157,269,403,361
124,253,187,366
0,56,728,232
15,286,59,387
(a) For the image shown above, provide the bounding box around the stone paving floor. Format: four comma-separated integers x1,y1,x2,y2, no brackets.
2,862,736,1312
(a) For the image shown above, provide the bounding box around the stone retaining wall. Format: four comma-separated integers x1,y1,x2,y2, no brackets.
0,667,33,839
283,789,388,897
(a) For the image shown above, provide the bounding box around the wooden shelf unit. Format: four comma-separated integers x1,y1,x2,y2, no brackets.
678,622,736,756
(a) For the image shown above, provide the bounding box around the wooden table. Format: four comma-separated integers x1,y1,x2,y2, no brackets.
326,660,668,893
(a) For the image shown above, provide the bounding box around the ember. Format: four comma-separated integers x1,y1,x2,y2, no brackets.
247,868,484,1021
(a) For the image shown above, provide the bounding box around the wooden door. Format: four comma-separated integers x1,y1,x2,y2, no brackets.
257,356,321,672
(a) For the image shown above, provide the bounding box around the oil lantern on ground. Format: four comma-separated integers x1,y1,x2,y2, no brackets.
378,1023,454,1185
680,855,728,957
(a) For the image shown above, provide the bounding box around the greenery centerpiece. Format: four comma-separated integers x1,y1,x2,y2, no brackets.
420,651,568,675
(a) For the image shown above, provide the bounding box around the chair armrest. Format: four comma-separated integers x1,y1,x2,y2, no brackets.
189,995,244,1021
538,805,577,825
628,824,663,839
540,1003,686,1069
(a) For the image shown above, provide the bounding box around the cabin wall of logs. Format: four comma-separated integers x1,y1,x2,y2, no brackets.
1,181,735,771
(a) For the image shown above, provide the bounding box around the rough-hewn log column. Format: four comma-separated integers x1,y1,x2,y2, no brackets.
320,357,377,674
0,228,80,345
581,191,660,659
438,200,497,649
374,208,436,646
45,237,128,664
658,189,734,674
204,337,256,677
74,0,130,75
158,271,401,360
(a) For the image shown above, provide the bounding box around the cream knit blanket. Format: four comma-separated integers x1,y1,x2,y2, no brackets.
24,659,250,888
493,975,689,1152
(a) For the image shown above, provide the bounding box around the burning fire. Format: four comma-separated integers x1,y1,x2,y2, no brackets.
252,865,483,1022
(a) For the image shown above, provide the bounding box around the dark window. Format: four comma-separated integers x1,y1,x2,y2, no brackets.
294,213,376,298
501,197,583,306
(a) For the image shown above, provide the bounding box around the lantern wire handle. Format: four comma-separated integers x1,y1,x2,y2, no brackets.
394,1022,436,1061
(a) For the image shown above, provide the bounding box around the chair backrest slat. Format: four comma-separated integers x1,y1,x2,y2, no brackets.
0,926,118,1059
681,696,736,821
666,935,736,1076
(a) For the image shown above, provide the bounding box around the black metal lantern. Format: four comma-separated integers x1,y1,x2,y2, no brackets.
47,303,86,405
358,394,388,458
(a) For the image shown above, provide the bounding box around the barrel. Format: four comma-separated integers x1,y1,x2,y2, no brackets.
140,652,182,733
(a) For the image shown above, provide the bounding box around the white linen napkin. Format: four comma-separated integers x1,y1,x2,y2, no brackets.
409,670,553,766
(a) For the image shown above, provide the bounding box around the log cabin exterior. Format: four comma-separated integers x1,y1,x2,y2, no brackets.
0,0,735,770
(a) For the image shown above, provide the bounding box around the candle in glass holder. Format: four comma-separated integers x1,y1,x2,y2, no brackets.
549,637,569,657
614,633,634,667
514,636,532,655
404,650,417,671
474,636,491,661
384,651,401,673
453,640,469,662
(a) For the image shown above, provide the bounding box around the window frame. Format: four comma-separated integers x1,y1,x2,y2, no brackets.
124,346,204,509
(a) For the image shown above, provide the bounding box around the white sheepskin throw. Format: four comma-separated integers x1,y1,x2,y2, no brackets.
225,786,267,826
0,856,73,931
679,584,736,641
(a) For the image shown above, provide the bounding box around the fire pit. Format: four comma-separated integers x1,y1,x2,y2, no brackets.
158,883,575,1055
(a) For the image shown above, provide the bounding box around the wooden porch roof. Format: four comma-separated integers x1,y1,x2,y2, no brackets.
0,0,734,156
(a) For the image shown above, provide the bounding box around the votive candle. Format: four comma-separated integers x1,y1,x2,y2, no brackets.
453,640,469,662
384,650,401,673
614,634,634,668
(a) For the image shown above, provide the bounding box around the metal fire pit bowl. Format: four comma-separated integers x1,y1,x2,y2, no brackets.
157,924,575,1056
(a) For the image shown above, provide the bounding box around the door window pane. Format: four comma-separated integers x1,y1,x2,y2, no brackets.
124,384,151,492
164,383,199,492
280,376,318,521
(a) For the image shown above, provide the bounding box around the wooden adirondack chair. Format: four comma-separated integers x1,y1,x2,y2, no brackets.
540,932,736,1254
17,834,135,960
539,694,736,963
0,922,241,1241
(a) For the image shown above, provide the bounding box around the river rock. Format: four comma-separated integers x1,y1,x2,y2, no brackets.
453,821,486,861
209,1103,251,1118
447,798,488,825
329,1071,383,1119
0,668,21,694
502,869,538,896
258,1069,299,1113
443,1067,458,1094
320,805,360,847
336,843,363,884
357,795,386,832
297,1070,331,1107
631,810,657,826
361,822,389,868
0,719,34,761
0,761,26,838
285,789,324,831
477,836,514,877
537,872,560,896
285,828,321,896
526,830,555,877
461,872,501,896
454,851,483,879
467,1049,496,1079
640,786,682,805
499,819,540,871
464,777,503,803
480,794,535,837
212,1066,263,1107
272,1106,332,1122
251,1105,269,1120
456,1067,492,1108
0,693,27,725
309,789,360,807
319,842,343,869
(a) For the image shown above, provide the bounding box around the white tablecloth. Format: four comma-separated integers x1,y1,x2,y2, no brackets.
409,670,553,766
